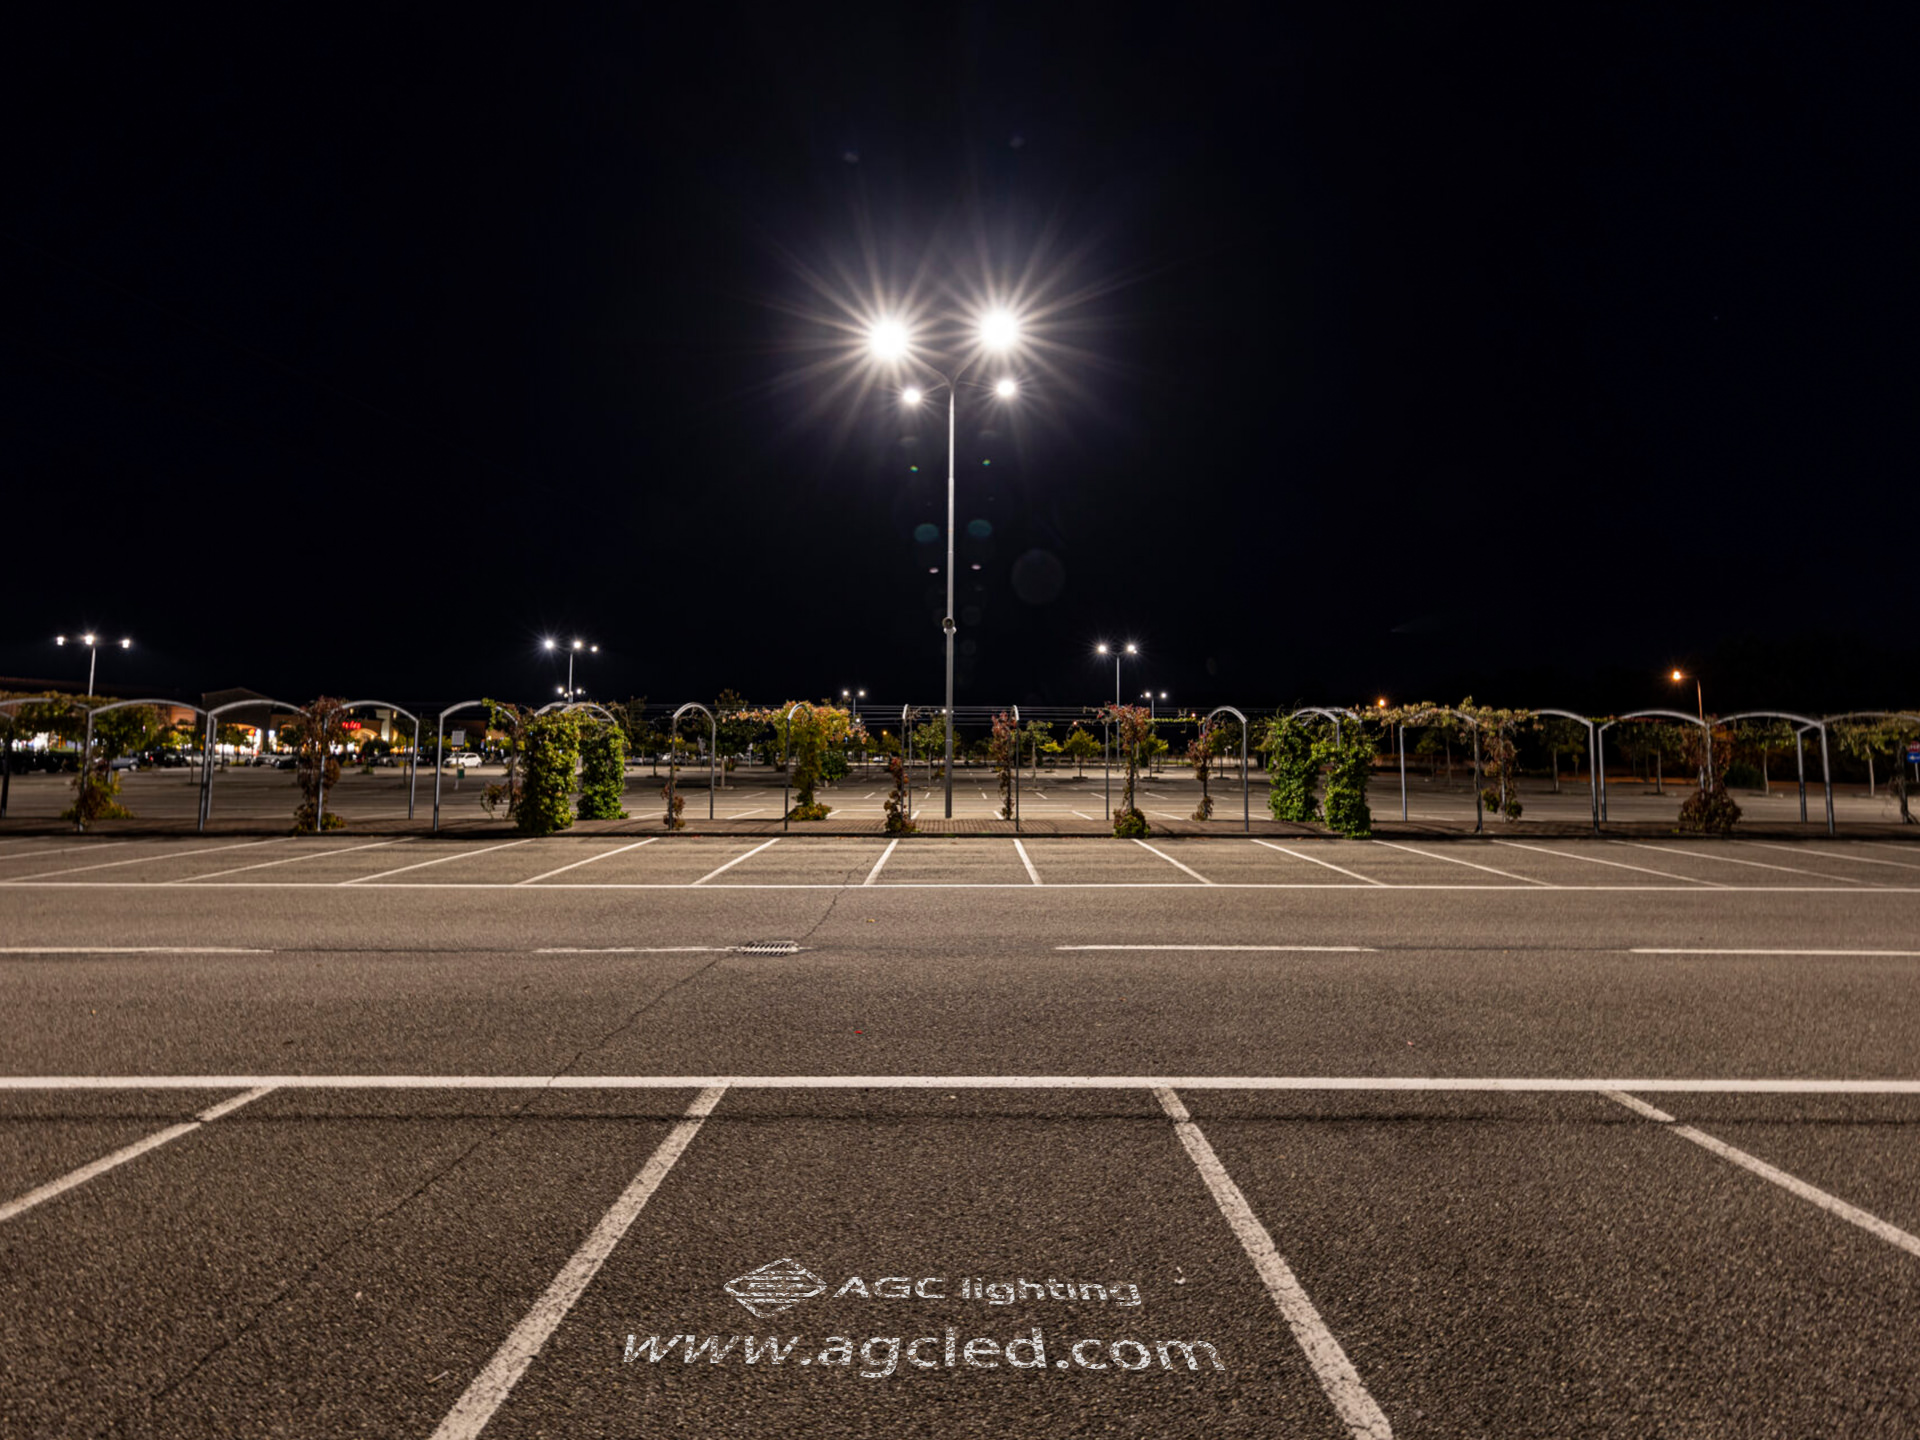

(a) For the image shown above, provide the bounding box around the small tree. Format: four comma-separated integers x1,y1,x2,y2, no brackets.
286,697,349,832
754,701,859,820
1539,716,1589,793
1098,703,1152,837
1454,699,1533,821
911,716,948,785
1263,712,1319,822
576,718,628,820
882,754,917,834
480,701,530,821
1018,719,1055,779
989,711,1019,819
65,702,161,825
713,689,762,780
1189,718,1218,821
1061,725,1100,778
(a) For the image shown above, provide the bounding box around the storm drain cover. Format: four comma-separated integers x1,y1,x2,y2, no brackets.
730,940,802,956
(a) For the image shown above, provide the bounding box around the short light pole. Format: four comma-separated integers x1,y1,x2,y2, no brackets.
1096,642,1137,707
870,311,1025,819
842,687,867,772
1141,689,1167,721
56,633,131,698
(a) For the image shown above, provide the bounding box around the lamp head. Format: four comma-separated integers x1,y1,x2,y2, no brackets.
901,386,923,406
993,377,1017,399
543,638,556,650
1670,669,1684,682
81,632,97,646
1125,643,1138,656
869,320,910,361
979,310,1020,350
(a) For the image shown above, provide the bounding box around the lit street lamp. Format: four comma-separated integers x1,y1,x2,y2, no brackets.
1140,689,1168,720
544,637,598,702
871,309,1024,818
55,632,131,697
1096,642,1137,707
1670,668,1712,785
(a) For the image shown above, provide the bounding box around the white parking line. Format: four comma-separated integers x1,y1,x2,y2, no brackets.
428,1086,726,1440
1630,948,1920,957
0,841,149,866
1612,841,1876,884
1013,839,1042,885
863,838,899,886
1057,945,1375,952
344,838,537,884
1157,1087,1390,1438
691,837,780,885
1,837,294,882
0,946,270,954
12,1075,1915,1093
181,837,412,882
7,879,1915,893
1603,1091,1920,1258
725,810,766,819
1252,839,1386,885
1371,839,1552,885
517,839,660,886
1135,839,1213,884
0,1086,276,1225
1738,841,1920,872
1489,839,1726,886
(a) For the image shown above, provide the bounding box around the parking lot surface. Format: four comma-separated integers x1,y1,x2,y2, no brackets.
2,833,1917,1437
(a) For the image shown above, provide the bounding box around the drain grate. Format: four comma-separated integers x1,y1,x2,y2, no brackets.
730,940,802,956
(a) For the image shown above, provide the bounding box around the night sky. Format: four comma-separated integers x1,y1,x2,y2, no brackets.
8,7,1914,717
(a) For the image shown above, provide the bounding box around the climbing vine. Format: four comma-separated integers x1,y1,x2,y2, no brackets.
1263,712,1319,822
989,710,1018,820
576,718,628,820
1189,718,1217,821
1099,703,1152,837
1314,720,1377,838
286,697,349,832
882,754,917,834
511,709,581,836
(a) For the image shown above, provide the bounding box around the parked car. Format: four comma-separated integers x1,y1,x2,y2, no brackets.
109,754,141,771
444,753,483,769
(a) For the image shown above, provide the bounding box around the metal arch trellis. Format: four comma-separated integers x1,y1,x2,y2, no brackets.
431,699,494,834
1204,705,1251,832
1530,708,1601,834
0,694,87,821
67,698,211,833
670,702,718,821
201,695,309,832
1818,710,1920,826
1386,705,1486,832
1598,707,1717,829
328,698,424,825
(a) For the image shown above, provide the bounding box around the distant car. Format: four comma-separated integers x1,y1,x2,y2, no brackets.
445,753,483,769
108,755,140,771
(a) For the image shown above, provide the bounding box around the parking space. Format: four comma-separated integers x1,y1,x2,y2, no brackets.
705,837,890,887
3,1079,1916,1437
871,839,1034,886
1183,1088,1920,1436
1023,839,1209,886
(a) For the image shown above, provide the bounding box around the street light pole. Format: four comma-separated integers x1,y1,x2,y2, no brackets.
56,633,130,698
944,378,957,817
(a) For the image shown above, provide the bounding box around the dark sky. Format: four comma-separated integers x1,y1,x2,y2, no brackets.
8,6,1914,717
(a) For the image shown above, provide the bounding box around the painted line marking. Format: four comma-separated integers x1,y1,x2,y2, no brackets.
0,842,155,866
691,837,781,885
1738,840,1920,873
1135,839,1213,884
179,837,412,882
533,946,732,954
0,1086,276,1224
862,839,899,887
344,838,537,884
1057,944,1375,953
1,837,293,882
1612,840,1876,885
1071,810,1099,821
1252,839,1386,886
1630,947,1920,957
1013,839,1042,885
7,1075,1918,1094
1158,1087,1390,1438
428,1086,725,1440
516,838,660,886
1371,839,1553,885
1603,1091,1920,1258
0,946,271,955
1489,839,1725,886
724,810,765,819
7,879,1919,893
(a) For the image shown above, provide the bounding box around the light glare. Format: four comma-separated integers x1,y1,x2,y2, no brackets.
980,311,1020,350
902,386,923,406
994,378,1017,399
869,320,910,360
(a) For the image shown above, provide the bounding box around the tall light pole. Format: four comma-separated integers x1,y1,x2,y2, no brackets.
1096,642,1137,706
871,310,1023,819
56,633,131,698
544,637,598,701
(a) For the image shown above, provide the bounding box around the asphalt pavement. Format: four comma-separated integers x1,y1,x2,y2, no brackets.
2,833,1917,1437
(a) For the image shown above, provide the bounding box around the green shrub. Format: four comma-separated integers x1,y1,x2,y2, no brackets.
515,711,581,836
1677,784,1741,835
576,720,628,819
1265,714,1319,822
1316,724,1376,837
1112,806,1150,838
